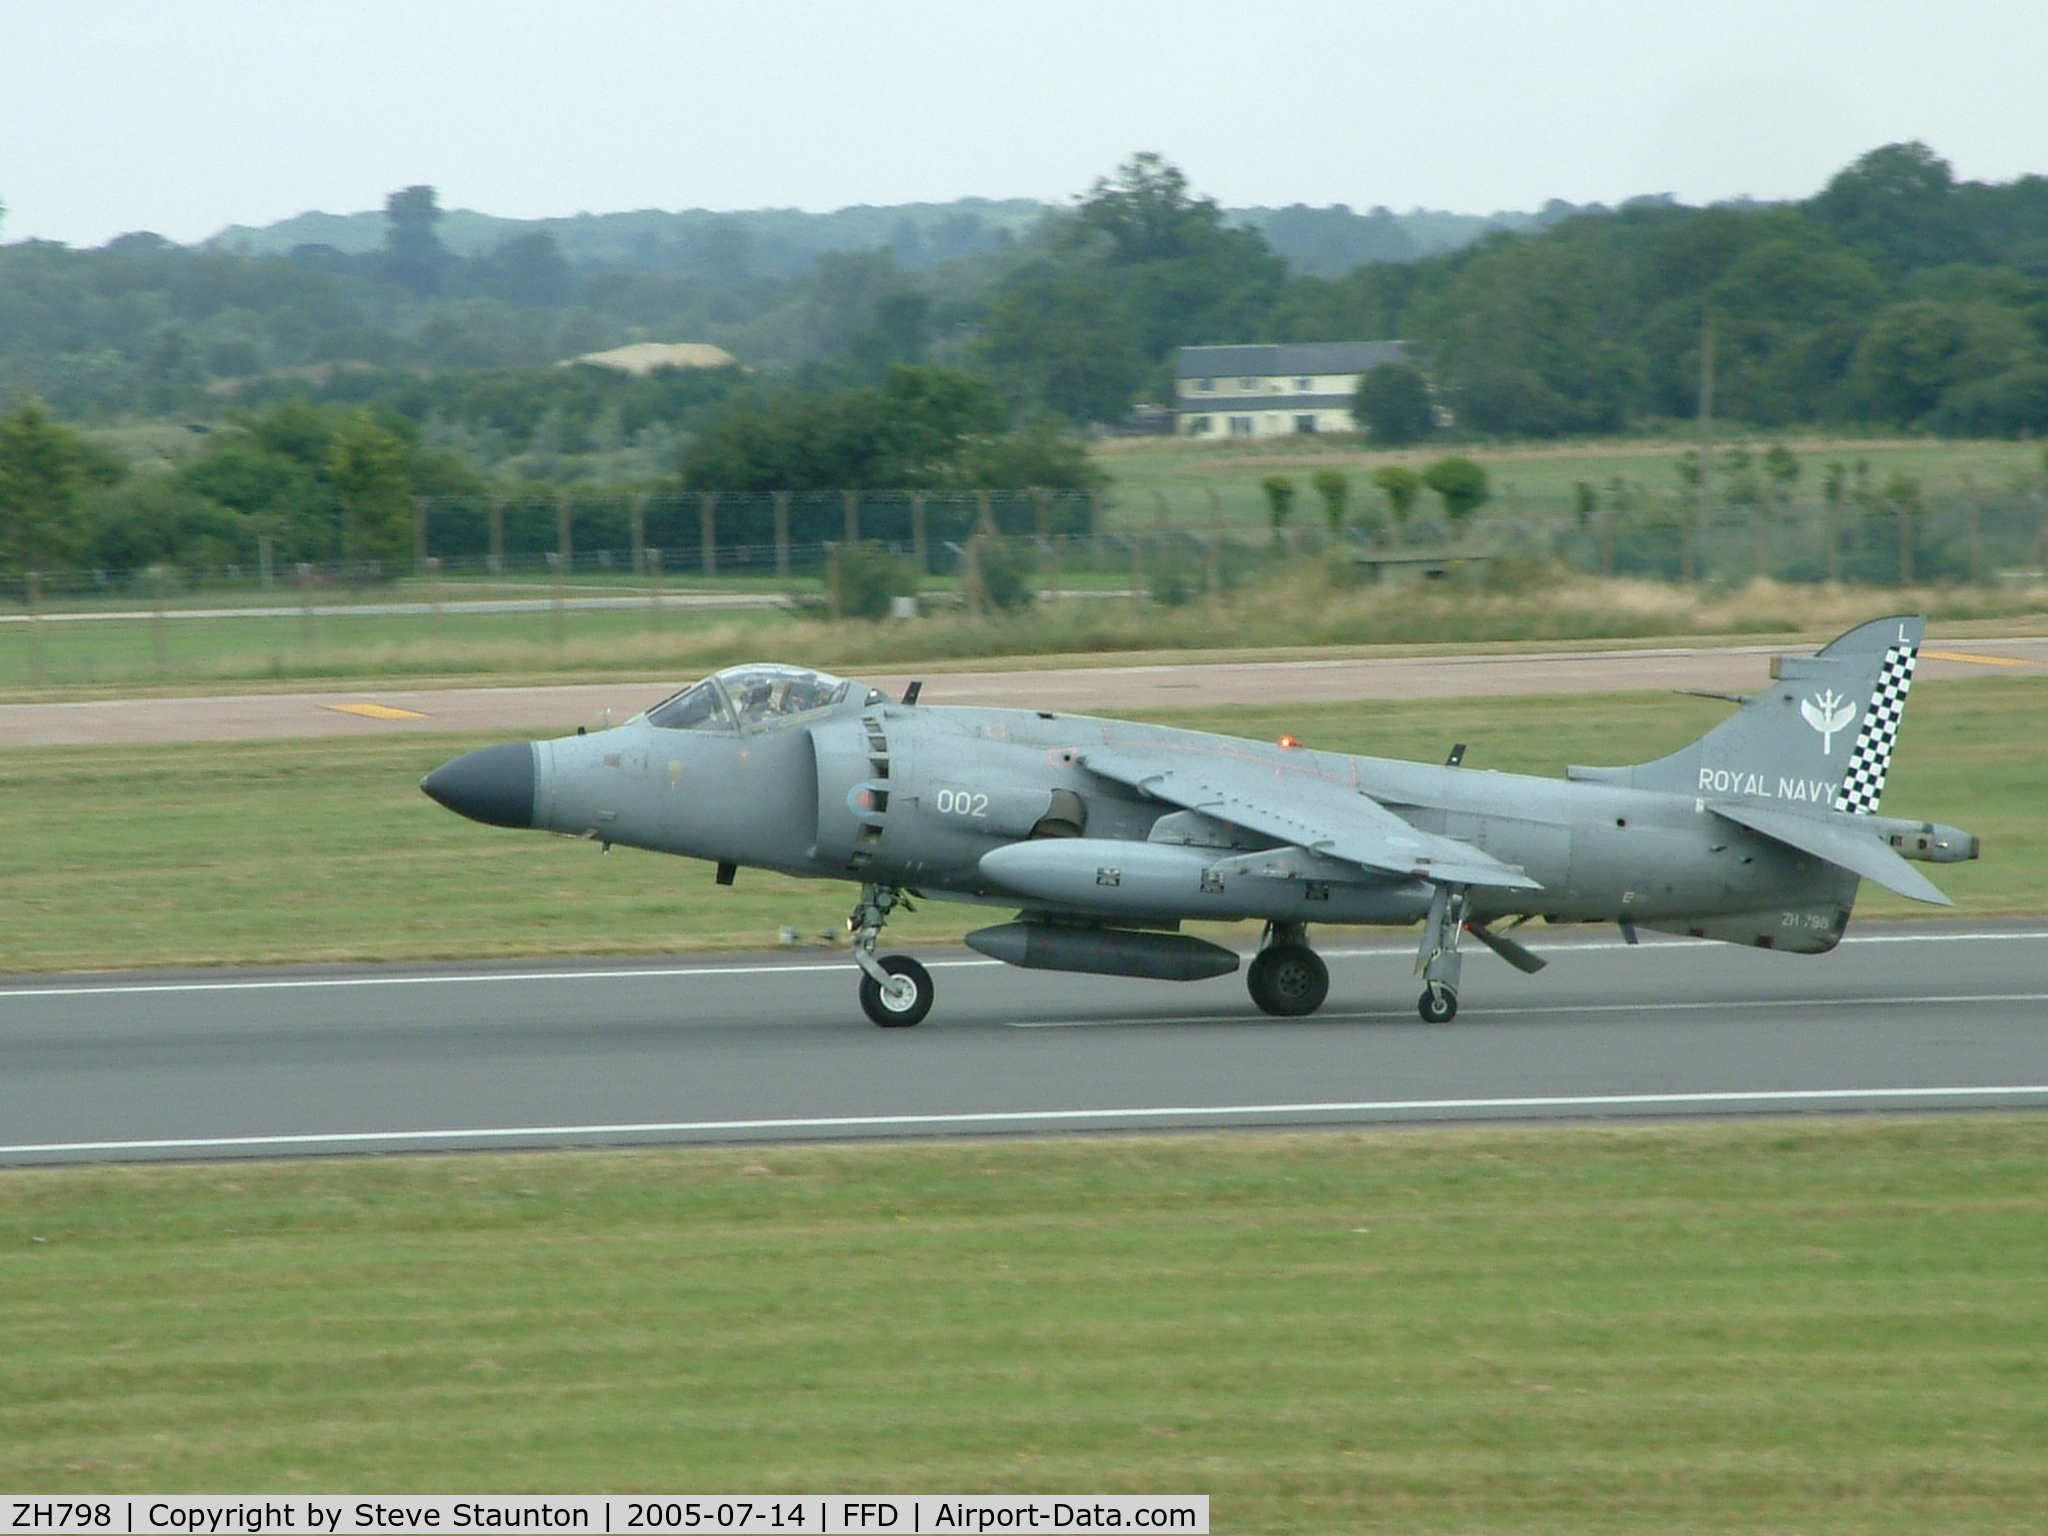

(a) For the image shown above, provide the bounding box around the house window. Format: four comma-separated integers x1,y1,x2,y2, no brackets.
1294,414,1318,434
1228,415,1255,436
1239,377,1259,390
1294,377,1313,391
1187,415,1213,436
1196,377,1215,392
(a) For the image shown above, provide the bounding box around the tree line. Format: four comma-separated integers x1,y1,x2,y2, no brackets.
8,142,2048,439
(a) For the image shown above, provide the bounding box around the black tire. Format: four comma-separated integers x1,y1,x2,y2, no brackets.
1247,944,1329,1017
1417,984,1457,1024
859,955,933,1028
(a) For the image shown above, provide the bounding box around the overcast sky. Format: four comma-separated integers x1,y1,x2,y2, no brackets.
5,0,2046,247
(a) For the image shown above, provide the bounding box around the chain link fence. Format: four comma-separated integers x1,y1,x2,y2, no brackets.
3,486,2046,608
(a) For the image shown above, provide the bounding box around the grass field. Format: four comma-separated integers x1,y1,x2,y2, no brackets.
0,678,2037,975
3,1118,2045,1528
6,568,2048,694
1095,433,2048,529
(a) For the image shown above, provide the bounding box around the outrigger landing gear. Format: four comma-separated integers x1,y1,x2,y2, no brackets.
849,883,932,1028
1247,922,1330,1017
1414,883,1467,1024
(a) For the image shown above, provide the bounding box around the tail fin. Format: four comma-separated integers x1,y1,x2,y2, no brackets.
1569,616,1922,814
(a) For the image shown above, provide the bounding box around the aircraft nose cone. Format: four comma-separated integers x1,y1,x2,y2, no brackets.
421,742,537,829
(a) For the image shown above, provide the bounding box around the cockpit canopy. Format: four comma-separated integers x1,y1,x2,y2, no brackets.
647,664,881,732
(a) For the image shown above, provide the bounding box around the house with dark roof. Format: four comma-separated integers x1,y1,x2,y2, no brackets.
1174,341,1408,438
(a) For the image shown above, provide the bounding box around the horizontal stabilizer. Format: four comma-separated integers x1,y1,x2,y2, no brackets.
1710,801,1953,906
1079,745,1540,890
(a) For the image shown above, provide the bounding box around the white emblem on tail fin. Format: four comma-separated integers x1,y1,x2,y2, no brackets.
1800,689,1857,754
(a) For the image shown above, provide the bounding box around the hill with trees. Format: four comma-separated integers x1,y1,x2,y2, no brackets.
5,142,2048,447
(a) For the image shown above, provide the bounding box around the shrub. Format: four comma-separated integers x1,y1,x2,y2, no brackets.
834,542,920,621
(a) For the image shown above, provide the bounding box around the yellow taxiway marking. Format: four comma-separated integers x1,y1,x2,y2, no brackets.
324,702,428,720
1921,649,2034,667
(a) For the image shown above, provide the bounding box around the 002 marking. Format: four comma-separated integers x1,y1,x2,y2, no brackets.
933,788,988,817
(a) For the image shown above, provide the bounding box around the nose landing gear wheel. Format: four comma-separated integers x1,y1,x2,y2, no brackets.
1418,983,1458,1024
1247,944,1330,1017
859,955,934,1028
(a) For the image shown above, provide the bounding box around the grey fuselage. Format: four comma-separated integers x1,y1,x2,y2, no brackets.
533,688,1860,952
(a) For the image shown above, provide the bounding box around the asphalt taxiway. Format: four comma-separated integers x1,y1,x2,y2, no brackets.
4,636,2040,745
1,923,2041,1165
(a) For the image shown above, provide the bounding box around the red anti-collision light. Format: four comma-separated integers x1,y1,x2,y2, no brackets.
1278,735,1302,749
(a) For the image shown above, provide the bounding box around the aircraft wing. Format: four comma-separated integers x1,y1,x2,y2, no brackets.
1078,745,1541,890
1709,801,1953,906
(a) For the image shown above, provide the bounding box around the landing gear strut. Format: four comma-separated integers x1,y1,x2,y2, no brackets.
1247,922,1329,1017
1414,883,1466,1023
849,884,932,1027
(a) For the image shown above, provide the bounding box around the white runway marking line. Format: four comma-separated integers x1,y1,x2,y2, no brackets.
2,930,2043,1001
5,1084,2048,1159
1005,992,2048,1027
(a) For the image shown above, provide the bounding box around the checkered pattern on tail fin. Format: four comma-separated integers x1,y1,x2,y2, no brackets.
1833,644,1916,814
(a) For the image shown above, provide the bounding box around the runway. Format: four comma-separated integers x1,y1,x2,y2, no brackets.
2,923,2042,1165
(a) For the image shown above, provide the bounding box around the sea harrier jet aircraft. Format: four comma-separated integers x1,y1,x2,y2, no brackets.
423,615,1976,1026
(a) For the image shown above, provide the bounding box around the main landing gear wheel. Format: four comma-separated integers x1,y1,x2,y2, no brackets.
859,955,933,1028
1417,983,1458,1025
1248,944,1330,1017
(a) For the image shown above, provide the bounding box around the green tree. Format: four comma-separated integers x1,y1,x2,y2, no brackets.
977,268,1147,424
327,409,415,566
1847,299,2037,425
1259,474,1296,545
1352,362,1434,444
1422,455,1490,521
1371,464,1423,524
680,367,1096,496
1311,467,1350,533
383,185,448,297
1806,141,1970,272
0,398,119,571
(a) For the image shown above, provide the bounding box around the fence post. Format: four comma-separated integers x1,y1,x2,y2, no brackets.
824,541,842,621
425,557,443,643
259,535,275,591
413,496,430,577
647,547,663,632
26,571,41,686
1207,524,1223,600
631,491,648,576
843,489,860,547
911,491,928,576
773,492,791,580
700,492,718,578
553,496,570,644
1897,498,1914,588
297,562,314,653
149,564,168,679
969,490,996,619
1032,488,1054,599
1089,487,1104,566
1963,477,1985,586
488,498,505,575
1825,497,1841,585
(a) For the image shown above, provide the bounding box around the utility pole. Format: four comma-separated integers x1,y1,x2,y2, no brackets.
1692,310,1714,585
